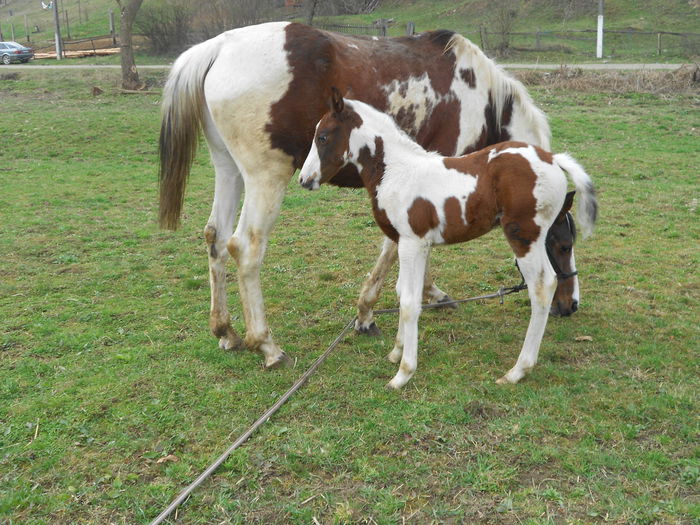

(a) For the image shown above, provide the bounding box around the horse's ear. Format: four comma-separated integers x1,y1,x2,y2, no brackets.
563,191,575,213
557,191,575,221
330,86,344,114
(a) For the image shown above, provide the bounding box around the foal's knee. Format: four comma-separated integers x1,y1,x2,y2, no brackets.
399,301,421,323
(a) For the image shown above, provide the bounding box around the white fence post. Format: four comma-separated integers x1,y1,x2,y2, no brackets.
596,0,604,58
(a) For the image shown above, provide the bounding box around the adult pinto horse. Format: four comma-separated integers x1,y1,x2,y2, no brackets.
159,22,551,369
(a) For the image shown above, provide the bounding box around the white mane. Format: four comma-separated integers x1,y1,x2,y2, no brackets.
446,34,551,150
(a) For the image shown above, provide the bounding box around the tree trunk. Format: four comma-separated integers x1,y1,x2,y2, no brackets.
305,0,319,25
116,0,144,90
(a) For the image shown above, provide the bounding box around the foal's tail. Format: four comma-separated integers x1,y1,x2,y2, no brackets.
159,36,224,230
553,153,598,238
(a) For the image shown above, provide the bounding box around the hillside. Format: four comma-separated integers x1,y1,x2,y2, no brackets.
311,0,700,60
1,0,698,60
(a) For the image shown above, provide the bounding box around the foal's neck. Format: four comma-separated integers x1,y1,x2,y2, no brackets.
352,109,434,191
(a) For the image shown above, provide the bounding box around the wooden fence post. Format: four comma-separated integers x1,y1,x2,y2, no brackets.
479,25,488,53
25,15,30,43
406,21,415,36
64,10,70,40
109,9,116,46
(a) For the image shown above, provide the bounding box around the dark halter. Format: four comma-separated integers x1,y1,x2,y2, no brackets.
514,212,578,287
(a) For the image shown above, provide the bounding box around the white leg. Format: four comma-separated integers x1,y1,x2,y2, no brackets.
387,314,404,364
227,168,293,369
387,239,429,390
356,239,454,336
355,237,397,335
497,243,557,384
387,270,404,364
203,119,245,351
422,248,454,307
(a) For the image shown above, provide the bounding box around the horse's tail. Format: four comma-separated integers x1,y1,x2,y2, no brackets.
553,153,598,238
159,36,224,230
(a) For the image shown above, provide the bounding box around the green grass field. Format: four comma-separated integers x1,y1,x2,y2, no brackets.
1,69,699,524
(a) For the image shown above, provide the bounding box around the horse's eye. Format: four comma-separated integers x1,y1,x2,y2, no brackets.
317,134,328,145
561,245,572,253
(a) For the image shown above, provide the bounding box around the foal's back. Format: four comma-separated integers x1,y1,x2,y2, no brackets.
396,141,561,246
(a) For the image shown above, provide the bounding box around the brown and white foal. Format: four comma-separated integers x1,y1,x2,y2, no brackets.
299,90,597,388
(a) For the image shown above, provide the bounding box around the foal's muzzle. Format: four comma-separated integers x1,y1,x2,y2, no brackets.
551,299,578,317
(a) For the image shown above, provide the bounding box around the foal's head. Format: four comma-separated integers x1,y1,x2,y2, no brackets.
299,87,361,190
548,191,580,317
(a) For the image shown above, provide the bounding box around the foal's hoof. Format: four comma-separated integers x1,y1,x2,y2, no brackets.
356,321,382,337
436,295,458,309
265,351,293,370
385,381,402,391
387,347,402,364
496,369,523,385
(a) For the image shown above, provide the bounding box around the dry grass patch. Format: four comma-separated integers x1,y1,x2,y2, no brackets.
515,64,700,94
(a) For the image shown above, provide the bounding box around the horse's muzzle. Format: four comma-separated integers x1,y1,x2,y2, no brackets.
551,299,578,317
299,175,319,191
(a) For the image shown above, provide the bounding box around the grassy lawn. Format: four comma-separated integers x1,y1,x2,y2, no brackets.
1,68,698,524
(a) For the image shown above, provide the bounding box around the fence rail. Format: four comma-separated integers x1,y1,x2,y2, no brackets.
311,24,699,59
314,23,387,37
479,28,700,59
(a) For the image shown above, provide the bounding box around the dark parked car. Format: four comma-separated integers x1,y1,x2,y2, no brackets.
0,41,34,64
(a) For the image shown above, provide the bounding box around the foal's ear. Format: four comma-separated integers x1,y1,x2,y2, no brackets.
330,86,344,114
557,191,576,221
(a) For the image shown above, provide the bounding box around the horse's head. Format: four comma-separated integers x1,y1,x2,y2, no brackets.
299,87,362,190
547,191,580,317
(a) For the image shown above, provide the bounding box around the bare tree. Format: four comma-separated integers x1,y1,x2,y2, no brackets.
305,0,320,24
529,0,598,25
195,0,275,36
116,0,144,90
489,0,519,55
305,0,379,22
136,0,194,54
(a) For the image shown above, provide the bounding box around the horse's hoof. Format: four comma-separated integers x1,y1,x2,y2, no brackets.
265,351,293,370
385,381,401,391
436,295,458,309
219,332,245,351
356,321,382,337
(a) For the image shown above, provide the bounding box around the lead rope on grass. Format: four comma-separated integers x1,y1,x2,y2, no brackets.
150,281,526,525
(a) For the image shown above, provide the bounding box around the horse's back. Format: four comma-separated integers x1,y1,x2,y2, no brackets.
200,22,548,173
